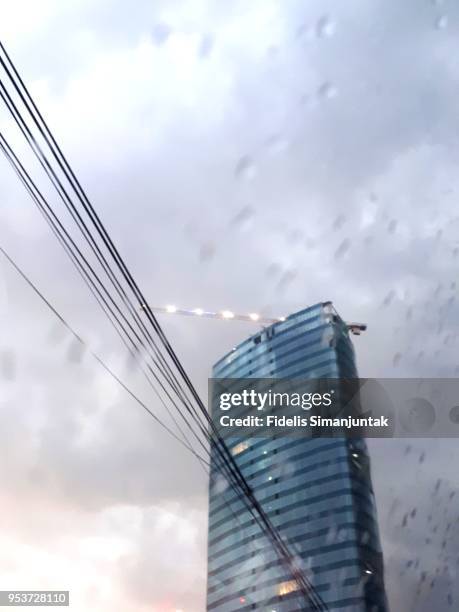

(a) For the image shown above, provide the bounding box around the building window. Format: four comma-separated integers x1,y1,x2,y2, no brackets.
277,580,299,596
231,441,249,456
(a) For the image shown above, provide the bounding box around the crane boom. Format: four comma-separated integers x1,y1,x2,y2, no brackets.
139,304,285,325
139,304,367,335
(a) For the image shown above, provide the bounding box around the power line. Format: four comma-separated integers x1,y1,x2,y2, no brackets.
0,42,328,611
0,244,210,467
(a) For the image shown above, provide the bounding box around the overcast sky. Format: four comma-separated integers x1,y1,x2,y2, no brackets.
1,1,459,610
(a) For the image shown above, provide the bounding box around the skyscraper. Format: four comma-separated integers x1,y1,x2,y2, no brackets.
207,302,389,611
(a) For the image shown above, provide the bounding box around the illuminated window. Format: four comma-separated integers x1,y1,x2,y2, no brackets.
277,580,299,596
231,441,249,456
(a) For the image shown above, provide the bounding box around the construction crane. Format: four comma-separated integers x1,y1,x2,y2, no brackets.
139,303,367,335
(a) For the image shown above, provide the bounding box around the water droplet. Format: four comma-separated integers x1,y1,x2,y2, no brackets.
383,290,396,307
316,16,336,38
388,219,397,234
317,82,337,101
277,268,298,289
436,15,448,30
266,45,279,59
265,134,289,155
266,262,282,277
332,214,346,230
152,23,171,46
300,93,316,109
325,524,338,544
124,350,139,374
0,350,15,380
199,241,216,262
198,33,214,58
334,238,350,259
393,352,402,367
47,321,68,345
67,338,85,364
213,475,229,494
230,205,254,230
449,406,459,424
363,235,374,247
234,155,256,181
287,229,303,244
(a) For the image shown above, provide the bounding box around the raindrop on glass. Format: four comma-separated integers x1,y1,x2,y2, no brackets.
383,290,396,307
0,349,15,381
213,475,229,494
266,262,282,278
449,406,459,424
334,238,350,259
369,192,378,203
198,33,214,58
436,15,448,30
332,214,346,230
67,338,85,364
47,321,68,345
287,229,303,245
124,349,138,374
265,134,289,155
363,235,374,247
230,205,254,230
277,268,298,289
199,241,216,262
317,82,338,101
400,398,436,433
316,16,336,38
152,23,171,46
235,155,256,181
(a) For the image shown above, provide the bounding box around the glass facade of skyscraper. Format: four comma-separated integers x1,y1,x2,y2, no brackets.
207,302,389,611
